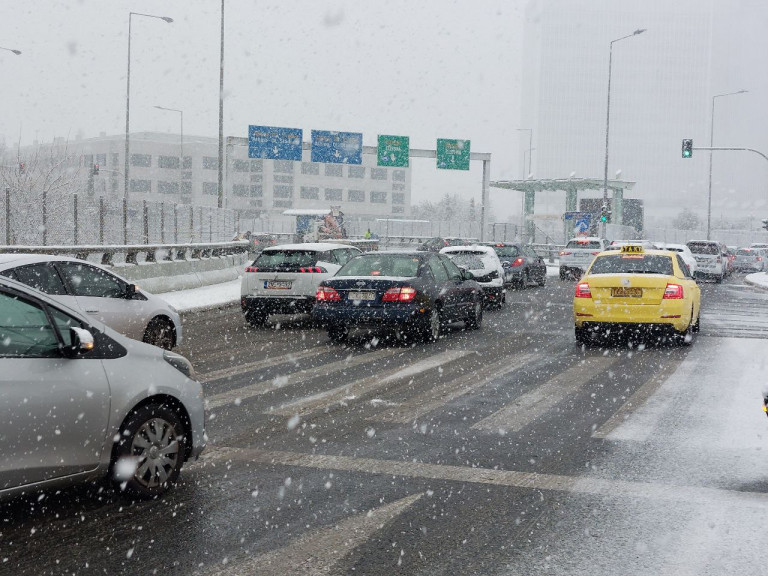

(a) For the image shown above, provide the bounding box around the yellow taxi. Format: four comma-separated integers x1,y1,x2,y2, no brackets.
573,244,701,344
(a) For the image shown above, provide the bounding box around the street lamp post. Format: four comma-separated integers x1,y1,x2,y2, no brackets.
707,89,747,240
516,128,533,177
124,12,173,201
0,46,22,56
602,28,645,238
218,0,225,209
153,105,184,198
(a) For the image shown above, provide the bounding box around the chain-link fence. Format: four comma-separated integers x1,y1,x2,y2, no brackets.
1,191,240,246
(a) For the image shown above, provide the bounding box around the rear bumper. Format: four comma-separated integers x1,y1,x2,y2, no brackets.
576,321,682,338
313,304,422,327
241,295,316,315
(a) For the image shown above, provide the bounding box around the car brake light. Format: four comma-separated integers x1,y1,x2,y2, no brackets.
560,250,572,256
300,266,327,273
316,286,340,301
245,266,258,273
663,283,684,299
759,257,763,262
575,283,592,298
382,287,417,302
511,258,524,267
591,251,600,255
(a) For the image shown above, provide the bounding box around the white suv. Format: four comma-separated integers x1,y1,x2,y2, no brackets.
686,240,727,282
559,237,608,280
240,242,361,326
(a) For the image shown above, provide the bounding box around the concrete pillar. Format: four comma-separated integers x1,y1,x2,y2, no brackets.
524,189,535,242
612,188,624,226
565,185,578,212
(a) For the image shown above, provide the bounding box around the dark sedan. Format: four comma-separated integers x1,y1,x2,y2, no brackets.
313,251,483,343
483,242,547,288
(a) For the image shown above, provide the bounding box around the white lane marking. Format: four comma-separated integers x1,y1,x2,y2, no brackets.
205,347,401,409
592,358,682,439
199,345,330,383
270,349,474,417
196,447,768,508
371,353,536,424
201,493,423,576
471,355,620,433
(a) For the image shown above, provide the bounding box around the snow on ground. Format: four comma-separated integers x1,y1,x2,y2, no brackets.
745,271,768,291
158,278,241,313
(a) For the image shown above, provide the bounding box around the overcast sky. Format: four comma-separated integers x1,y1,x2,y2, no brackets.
1,1,527,216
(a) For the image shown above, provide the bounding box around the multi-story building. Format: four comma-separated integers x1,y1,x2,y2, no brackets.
13,132,412,220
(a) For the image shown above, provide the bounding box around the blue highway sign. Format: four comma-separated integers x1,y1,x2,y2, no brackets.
311,130,363,165
248,125,303,160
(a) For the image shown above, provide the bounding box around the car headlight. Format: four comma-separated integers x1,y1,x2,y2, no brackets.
163,350,196,380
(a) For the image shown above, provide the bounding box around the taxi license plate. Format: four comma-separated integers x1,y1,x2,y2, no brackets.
264,280,292,290
349,291,376,301
611,287,642,297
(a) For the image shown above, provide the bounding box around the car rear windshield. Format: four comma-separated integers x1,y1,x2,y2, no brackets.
589,254,674,275
445,253,485,270
737,249,756,256
337,254,420,277
566,240,602,249
492,245,520,258
254,250,327,270
687,242,719,255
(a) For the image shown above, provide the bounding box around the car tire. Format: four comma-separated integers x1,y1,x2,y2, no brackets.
422,308,441,342
575,326,589,345
327,324,348,343
245,311,268,327
111,403,187,499
466,300,483,330
537,271,547,286
559,268,568,281
143,317,175,350
715,271,723,284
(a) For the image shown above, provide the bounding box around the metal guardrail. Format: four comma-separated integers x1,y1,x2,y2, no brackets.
1,241,250,266
531,243,564,262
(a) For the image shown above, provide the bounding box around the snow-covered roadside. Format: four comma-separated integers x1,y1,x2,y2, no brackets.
745,271,768,291
157,278,241,313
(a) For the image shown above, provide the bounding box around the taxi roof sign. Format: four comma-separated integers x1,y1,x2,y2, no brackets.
620,244,644,254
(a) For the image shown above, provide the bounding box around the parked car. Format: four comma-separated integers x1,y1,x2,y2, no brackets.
686,240,728,282
483,242,547,288
440,245,506,308
0,275,205,500
559,237,609,280
654,242,698,277
313,251,483,343
734,247,766,272
0,254,182,349
240,242,362,326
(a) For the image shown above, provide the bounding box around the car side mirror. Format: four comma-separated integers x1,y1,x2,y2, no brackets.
501,260,511,268
461,269,474,281
65,327,95,358
125,283,138,299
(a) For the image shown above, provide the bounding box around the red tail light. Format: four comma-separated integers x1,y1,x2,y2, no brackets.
511,258,524,267
591,251,600,255
663,283,684,299
245,266,258,273
382,287,417,302
316,286,340,301
759,257,763,262
575,283,592,298
560,250,572,256
299,266,327,273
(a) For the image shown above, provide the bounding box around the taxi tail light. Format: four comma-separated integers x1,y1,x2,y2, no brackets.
511,258,524,267
299,266,327,273
382,287,417,302
245,266,259,273
663,283,684,299
575,283,592,298
316,286,340,301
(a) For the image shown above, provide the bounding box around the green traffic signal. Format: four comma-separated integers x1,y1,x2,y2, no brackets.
682,139,693,158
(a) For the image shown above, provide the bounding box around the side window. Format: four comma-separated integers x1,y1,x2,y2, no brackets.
316,251,334,264
440,255,463,281
57,262,126,298
0,292,60,357
677,255,692,278
10,263,68,296
428,257,449,283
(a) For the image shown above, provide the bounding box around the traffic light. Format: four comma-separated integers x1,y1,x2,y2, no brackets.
600,204,608,223
762,218,768,231
682,139,693,158
91,164,100,176
18,162,25,175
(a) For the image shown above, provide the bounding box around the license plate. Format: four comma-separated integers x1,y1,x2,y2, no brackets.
264,280,292,290
611,287,642,297
348,291,376,301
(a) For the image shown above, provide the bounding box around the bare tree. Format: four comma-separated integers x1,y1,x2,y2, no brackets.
0,142,83,245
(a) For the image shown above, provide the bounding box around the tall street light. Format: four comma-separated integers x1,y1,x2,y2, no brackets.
125,12,173,200
516,128,533,177
0,46,22,56
707,89,747,240
218,0,225,208
602,28,645,238
154,105,183,198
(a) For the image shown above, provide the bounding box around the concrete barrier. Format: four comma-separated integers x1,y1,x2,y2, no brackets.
116,253,248,293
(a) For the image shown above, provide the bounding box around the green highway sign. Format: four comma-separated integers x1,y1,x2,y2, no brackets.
437,138,470,170
377,135,409,167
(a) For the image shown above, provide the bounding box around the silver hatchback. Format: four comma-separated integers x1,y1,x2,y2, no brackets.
0,276,205,500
